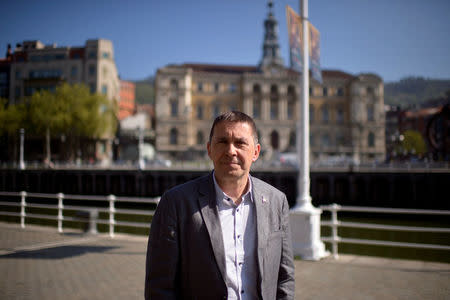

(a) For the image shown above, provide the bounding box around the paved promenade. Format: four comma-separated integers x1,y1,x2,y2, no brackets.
0,222,449,300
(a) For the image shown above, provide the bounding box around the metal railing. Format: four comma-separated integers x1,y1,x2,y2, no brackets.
320,204,450,259
0,191,160,237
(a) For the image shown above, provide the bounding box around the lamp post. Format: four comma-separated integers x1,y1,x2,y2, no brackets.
289,0,328,260
19,128,25,170
138,127,145,170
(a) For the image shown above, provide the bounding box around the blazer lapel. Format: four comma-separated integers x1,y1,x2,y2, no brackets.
198,174,227,284
252,176,270,283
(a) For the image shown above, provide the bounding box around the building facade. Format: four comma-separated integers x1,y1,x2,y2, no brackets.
3,39,120,163
154,2,385,164
119,80,136,121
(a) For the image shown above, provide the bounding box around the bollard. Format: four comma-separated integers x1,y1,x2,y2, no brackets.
75,209,98,234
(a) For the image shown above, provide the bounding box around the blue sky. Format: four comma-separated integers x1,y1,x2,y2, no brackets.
1,0,449,82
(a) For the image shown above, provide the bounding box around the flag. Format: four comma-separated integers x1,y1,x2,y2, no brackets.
309,23,322,83
286,5,303,72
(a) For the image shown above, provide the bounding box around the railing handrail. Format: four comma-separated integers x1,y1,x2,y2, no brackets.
0,191,160,204
0,191,160,237
320,203,450,259
320,204,450,215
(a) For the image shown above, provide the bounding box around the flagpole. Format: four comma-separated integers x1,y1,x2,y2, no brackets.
294,0,312,210
289,0,328,261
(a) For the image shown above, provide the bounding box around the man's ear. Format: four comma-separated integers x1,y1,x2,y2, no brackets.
207,141,211,158
253,144,261,161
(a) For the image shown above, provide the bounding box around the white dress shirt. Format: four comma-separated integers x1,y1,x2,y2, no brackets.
213,173,258,300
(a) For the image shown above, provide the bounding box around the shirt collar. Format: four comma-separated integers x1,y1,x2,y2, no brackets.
212,171,253,206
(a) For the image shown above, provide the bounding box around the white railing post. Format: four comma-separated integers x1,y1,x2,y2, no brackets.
20,191,27,228
331,203,340,259
108,194,116,238
57,193,64,233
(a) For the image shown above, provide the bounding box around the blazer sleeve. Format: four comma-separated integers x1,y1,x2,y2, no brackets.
276,195,296,299
145,192,179,300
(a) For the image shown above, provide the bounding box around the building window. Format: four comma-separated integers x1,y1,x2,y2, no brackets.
253,85,261,119
337,87,344,96
71,66,77,78
15,70,21,80
309,87,313,96
197,131,204,145
90,83,96,93
102,52,110,59
310,133,315,147
213,104,220,118
15,86,20,98
197,103,204,119
367,86,374,95
170,79,178,90
229,83,237,93
367,105,374,121
289,131,296,149
287,86,295,120
102,85,107,95
197,82,203,92
323,87,328,96
321,134,330,147
89,65,96,76
309,104,315,122
214,82,220,93
336,106,344,123
170,99,178,117
270,85,278,120
368,132,375,147
321,105,329,123
337,133,345,146
270,130,279,150
88,51,96,59
170,128,178,145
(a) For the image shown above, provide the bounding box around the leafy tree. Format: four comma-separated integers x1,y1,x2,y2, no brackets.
27,84,117,161
400,130,427,156
0,98,27,136
0,98,28,162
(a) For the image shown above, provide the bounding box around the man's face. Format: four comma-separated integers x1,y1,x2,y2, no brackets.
207,121,260,182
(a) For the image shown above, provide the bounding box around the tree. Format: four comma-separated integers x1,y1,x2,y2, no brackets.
400,130,427,157
27,84,117,162
0,98,28,162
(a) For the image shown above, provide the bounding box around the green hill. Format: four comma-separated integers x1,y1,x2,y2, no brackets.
134,76,154,104
384,77,450,108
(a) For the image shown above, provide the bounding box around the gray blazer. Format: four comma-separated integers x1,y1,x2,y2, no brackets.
145,173,295,300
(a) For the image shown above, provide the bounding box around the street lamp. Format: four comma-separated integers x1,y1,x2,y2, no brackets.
19,128,25,170
138,127,145,170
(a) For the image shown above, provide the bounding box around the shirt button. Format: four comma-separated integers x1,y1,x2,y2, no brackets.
241,290,245,294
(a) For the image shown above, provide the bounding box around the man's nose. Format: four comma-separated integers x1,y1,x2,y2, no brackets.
225,143,237,156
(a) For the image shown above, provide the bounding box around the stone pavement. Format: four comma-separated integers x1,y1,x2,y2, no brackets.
0,222,449,300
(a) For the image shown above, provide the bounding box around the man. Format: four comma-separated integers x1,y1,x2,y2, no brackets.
145,111,295,299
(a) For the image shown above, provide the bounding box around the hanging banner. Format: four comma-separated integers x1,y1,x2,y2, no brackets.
309,23,322,83
286,5,303,72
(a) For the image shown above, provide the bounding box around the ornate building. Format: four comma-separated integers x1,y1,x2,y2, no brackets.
155,2,385,164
